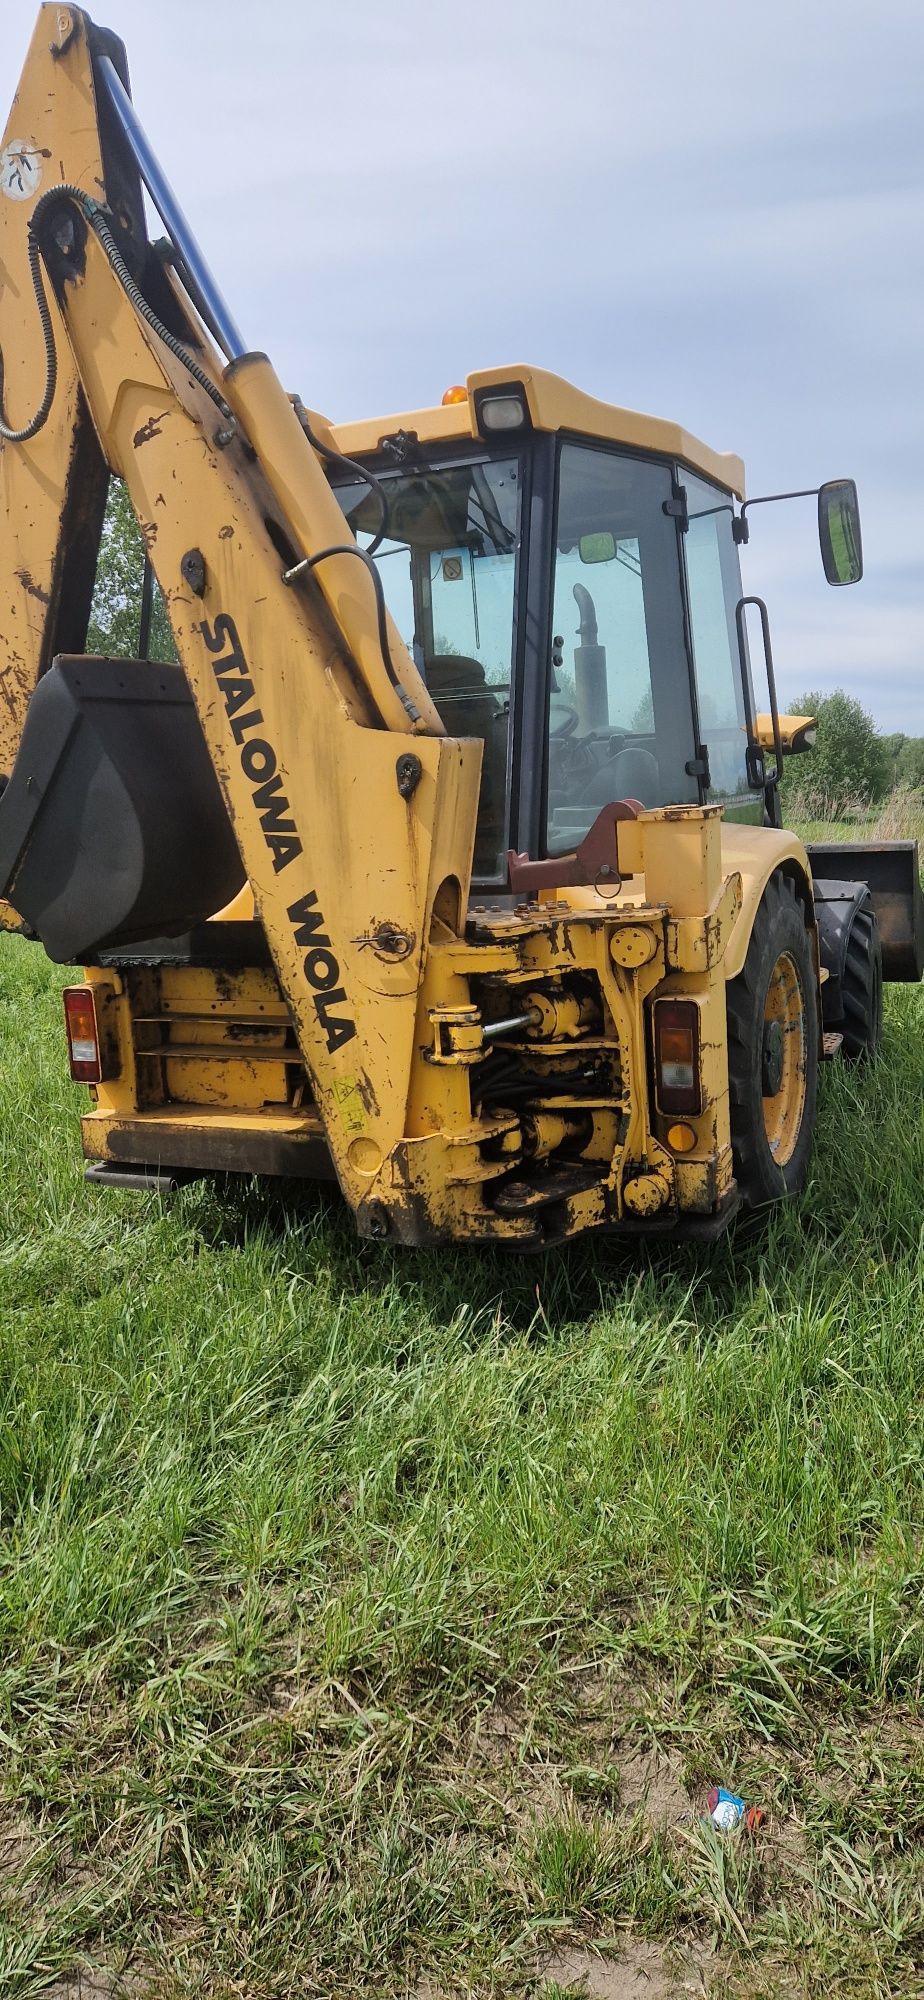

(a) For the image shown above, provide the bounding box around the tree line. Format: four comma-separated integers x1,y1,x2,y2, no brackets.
784,689,923,812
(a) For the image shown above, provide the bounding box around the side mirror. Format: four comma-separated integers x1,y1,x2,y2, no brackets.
579,532,616,564
818,479,863,586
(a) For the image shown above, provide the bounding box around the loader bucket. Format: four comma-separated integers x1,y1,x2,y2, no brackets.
0,656,245,963
807,841,924,983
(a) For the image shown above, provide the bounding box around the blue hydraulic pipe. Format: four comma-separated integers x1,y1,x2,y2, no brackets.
97,56,246,361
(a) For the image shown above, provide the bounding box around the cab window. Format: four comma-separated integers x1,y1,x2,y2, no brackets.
334,453,521,880
683,470,759,817
546,442,698,854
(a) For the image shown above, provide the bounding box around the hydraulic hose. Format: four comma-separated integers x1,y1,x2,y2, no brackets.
1,187,422,725
0,227,58,442
282,541,421,725
0,183,234,444
292,396,390,557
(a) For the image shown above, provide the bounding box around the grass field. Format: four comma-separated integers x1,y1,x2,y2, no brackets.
1,917,923,1999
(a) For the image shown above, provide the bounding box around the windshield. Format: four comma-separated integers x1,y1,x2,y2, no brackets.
333,452,521,879
546,443,698,854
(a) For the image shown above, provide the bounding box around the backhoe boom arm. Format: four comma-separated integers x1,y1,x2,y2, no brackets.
0,7,481,1213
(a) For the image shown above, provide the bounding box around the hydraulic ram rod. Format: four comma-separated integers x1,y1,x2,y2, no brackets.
96,55,246,361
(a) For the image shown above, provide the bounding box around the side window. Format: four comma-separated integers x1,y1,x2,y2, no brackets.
546,443,698,853
333,455,521,882
683,472,755,808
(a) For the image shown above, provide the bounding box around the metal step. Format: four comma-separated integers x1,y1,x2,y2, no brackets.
82,1102,334,1181
822,1031,843,1059
85,1161,188,1193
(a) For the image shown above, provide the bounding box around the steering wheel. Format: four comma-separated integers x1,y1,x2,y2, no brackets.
549,697,579,739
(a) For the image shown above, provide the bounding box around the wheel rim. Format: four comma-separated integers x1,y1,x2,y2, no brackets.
761,949,808,1165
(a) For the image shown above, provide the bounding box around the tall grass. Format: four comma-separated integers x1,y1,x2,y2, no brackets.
0,934,923,1996
784,781,924,845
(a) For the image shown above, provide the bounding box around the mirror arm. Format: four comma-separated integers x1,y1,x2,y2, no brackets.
732,486,820,545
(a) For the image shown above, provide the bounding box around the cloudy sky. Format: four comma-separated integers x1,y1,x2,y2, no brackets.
4,0,922,728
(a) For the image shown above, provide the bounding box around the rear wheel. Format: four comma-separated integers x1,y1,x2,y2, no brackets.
726,873,819,1208
840,905,883,1060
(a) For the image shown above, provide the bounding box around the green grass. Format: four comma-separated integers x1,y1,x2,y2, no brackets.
1,933,923,1997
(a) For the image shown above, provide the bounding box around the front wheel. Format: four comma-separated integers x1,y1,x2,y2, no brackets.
726,873,819,1208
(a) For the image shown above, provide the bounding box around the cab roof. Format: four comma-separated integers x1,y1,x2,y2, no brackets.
326,365,745,499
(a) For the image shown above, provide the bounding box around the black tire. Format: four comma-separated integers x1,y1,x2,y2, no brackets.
840,905,883,1061
726,872,819,1208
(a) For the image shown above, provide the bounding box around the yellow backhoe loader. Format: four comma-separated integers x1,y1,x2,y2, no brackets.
1,7,920,1247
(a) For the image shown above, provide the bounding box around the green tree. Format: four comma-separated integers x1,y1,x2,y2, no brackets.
783,687,889,811
897,737,924,788
881,732,906,790
86,480,176,662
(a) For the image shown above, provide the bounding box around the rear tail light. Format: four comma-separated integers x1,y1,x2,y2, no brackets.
63,986,104,1083
653,999,702,1115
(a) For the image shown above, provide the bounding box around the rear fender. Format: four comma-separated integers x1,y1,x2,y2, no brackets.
720,825,816,981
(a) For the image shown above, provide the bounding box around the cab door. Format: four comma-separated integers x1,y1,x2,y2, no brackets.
682,470,763,824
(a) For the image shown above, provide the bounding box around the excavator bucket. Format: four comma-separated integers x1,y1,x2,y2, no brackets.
0,658,244,962
808,841,924,982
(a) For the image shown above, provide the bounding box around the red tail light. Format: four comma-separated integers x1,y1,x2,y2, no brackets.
653,999,702,1115
63,986,103,1084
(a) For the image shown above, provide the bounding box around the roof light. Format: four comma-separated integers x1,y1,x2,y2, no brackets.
477,392,529,433
472,383,532,437
441,384,468,406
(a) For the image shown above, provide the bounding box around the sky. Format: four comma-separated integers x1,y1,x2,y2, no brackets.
3,0,922,730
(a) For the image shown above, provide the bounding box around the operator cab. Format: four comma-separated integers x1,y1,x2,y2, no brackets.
332,401,761,890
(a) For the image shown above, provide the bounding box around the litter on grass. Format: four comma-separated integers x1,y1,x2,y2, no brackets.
707,1785,766,1834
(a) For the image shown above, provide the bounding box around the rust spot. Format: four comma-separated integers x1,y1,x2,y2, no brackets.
133,411,169,450
15,569,49,606
219,524,234,540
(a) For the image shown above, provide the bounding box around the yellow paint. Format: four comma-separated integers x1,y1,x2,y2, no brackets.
0,8,110,782
761,949,809,1164
332,366,745,497
623,1170,673,1216
0,11,837,1247
719,825,815,980
333,1075,368,1136
609,925,658,969
755,712,817,752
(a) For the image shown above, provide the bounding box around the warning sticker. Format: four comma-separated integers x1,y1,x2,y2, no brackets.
1,141,43,202
332,1075,367,1136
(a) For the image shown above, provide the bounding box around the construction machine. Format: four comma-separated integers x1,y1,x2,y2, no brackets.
1,8,920,1248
